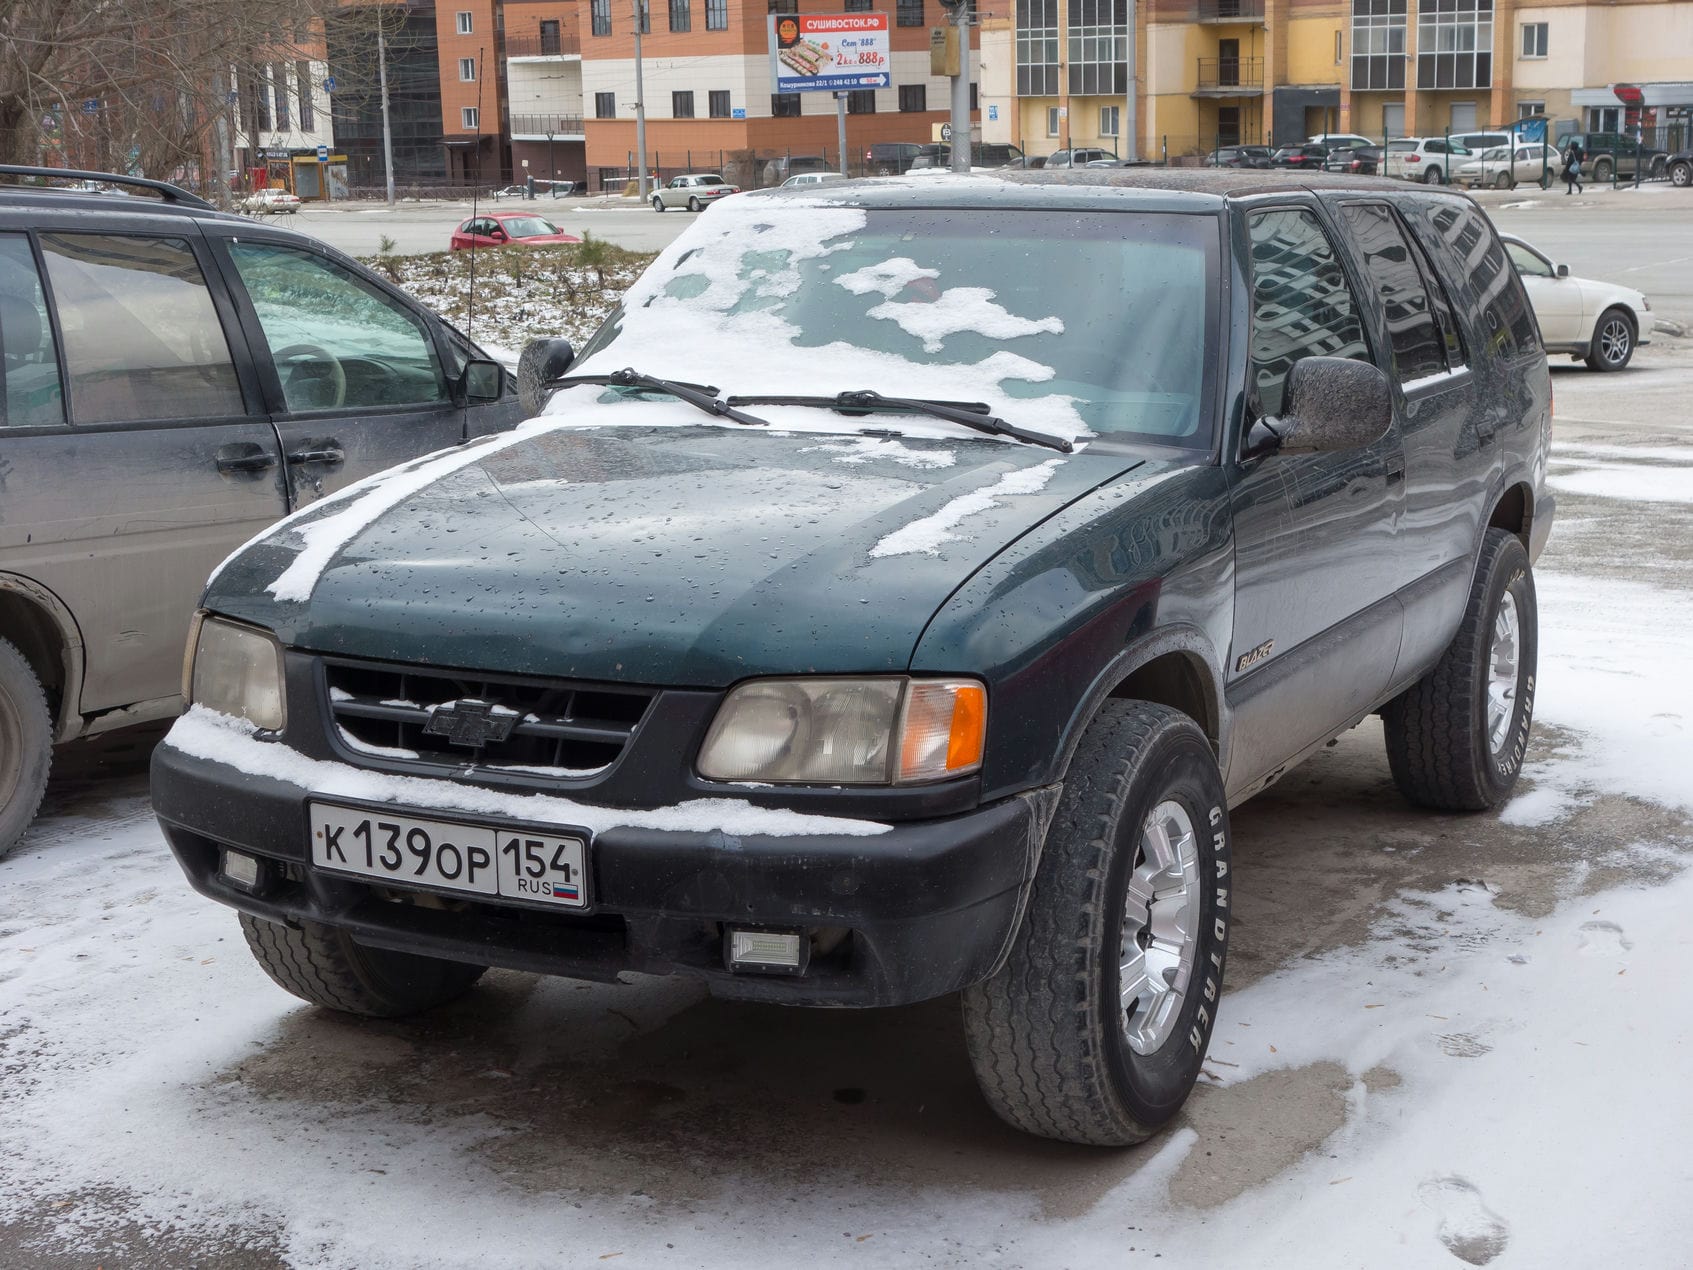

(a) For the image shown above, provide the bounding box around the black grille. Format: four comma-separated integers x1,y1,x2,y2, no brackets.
322,658,654,778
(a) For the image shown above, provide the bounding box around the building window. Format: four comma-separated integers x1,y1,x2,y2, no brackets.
540,19,562,52
845,0,873,9
1067,0,1128,96
707,0,728,27
772,92,800,117
848,89,877,114
1047,106,1061,136
456,10,473,33
594,91,616,118
1416,0,1492,91
1587,105,1620,132
637,0,650,32
898,84,927,112
273,65,289,130
458,57,476,82
709,89,731,117
1351,0,1406,91
970,81,978,110
1520,21,1547,58
1100,104,1119,136
591,0,611,36
897,0,923,27
1518,101,1545,119
769,0,798,12
670,0,691,31
673,90,694,118
461,106,479,129
1017,0,1060,96
296,62,313,131
1334,30,1343,63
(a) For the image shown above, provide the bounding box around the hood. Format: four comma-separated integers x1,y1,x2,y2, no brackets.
208,423,1160,686
517,233,582,244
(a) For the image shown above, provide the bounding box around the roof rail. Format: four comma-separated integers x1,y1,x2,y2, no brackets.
0,164,214,209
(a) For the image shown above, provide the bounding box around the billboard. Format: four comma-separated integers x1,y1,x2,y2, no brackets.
769,13,890,93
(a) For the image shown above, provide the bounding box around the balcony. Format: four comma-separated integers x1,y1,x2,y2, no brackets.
1197,0,1264,23
504,31,581,59
508,113,587,140
1194,56,1264,95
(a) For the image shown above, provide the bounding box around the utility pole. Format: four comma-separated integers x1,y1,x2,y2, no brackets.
1123,0,1138,161
836,92,848,176
943,0,970,172
378,15,396,206
633,0,649,198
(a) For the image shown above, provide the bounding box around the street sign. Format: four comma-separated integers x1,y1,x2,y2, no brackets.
940,123,953,142
322,76,336,94
317,144,329,163
732,107,746,119
988,104,998,122
82,99,99,115
770,14,890,93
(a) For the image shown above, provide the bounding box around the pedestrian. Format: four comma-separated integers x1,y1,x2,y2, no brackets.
1562,139,1584,195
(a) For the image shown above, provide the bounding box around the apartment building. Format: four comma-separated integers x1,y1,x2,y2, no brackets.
998,0,1691,160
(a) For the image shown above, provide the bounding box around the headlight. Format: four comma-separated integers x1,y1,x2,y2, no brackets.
697,677,985,785
185,614,286,731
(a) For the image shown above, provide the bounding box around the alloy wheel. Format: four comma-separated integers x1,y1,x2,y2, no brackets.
1599,316,1632,367
1486,592,1520,754
1119,800,1202,1055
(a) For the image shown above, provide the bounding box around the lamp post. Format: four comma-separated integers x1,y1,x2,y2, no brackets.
546,127,556,196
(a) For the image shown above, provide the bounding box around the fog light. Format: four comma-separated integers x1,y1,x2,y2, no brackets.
221,849,262,891
726,928,807,975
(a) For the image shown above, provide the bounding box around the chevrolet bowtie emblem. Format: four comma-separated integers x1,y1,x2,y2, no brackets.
423,699,518,748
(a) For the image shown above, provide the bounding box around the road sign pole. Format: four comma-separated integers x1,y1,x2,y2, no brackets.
837,92,848,176
948,2,970,173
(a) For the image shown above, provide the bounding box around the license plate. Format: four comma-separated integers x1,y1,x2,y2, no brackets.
309,802,589,910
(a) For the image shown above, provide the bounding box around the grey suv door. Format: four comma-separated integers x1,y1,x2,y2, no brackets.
211,236,472,508
0,229,286,715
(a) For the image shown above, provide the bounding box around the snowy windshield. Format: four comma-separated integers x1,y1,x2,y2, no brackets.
500,217,562,237
567,201,1219,449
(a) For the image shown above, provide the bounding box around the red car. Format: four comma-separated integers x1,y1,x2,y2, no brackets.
449,212,582,250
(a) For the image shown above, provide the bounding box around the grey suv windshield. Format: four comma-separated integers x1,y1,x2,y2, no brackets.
570,205,1219,449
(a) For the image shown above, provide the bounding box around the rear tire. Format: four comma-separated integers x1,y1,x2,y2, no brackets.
1585,306,1636,371
0,637,52,859
962,701,1231,1145
687,196,702,212
1593,157,1614,183
1423,165,1444,184
240,913,486,1017
1672,161,1693,188
1383,529,1537,812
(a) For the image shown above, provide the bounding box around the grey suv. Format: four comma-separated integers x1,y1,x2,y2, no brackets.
0,166,521,854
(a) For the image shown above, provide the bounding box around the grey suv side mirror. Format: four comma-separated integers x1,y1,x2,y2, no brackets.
517,337,576,416
1245,356,1392,459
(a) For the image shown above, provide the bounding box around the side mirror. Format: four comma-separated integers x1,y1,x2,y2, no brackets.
1556,264,1570,278
461,358,505,403
1246,357,1392,459
489,229,508,242
517,337,576,416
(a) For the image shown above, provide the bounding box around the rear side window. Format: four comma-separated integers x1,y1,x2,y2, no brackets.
39,234,244,425
1424,203,1540,358
1246,208,1371,418
1338,203,1447,382
0,235,65,427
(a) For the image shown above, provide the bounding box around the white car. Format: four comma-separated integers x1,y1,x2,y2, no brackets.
780,172,849,187
1307,132,1375,150
1382,137,1471,184
651,173,740,212
1457,143,1557,190
1501,233,1651,371
241,187,302,214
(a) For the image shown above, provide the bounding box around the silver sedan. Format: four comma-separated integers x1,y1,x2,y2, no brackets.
651,173,741,212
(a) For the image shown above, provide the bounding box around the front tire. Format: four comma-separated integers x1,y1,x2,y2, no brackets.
962,701,1231,1145
0,636,52,859
651,195,665,212
240,913,486,1017
1586,306,1636,371
1495,172,1513,190
1383,528,1537,811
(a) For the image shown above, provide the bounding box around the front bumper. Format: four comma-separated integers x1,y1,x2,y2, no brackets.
151,740,1057,1008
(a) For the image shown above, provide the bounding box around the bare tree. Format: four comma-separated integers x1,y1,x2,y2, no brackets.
0,0,324,184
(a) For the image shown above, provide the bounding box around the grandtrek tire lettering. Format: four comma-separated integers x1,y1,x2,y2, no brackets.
962,702,1232,1145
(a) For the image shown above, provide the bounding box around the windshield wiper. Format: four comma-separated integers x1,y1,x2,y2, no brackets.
550,367,769,426
723,389,1073,454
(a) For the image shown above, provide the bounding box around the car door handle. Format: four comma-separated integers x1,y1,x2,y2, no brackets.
215,442,278,474
287,443,346,465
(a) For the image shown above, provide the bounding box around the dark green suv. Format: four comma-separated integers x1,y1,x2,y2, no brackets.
153,171,1553,1145
1555,132,1670,182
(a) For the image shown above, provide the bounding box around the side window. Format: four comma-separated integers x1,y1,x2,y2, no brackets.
1247,208,1371,418
1412,235,1466,369
39,234,244,425
1503,240,1553,277
227,243,449,412
1426,204,1539,358
0,235,65,427
1338,203,1446,382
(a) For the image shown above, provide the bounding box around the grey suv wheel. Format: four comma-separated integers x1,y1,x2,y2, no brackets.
0,636,52,859
1586,306,1636,372
962,701,1230,1145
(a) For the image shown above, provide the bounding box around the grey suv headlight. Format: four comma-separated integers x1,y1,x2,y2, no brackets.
184,614,286,731
696,677,986,785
